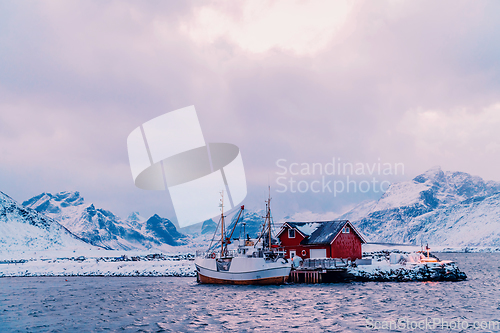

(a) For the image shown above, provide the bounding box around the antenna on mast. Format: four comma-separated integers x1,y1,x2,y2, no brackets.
220,190,224,258
267,185,272,251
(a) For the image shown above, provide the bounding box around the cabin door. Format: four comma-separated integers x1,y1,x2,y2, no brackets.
310,249,327,259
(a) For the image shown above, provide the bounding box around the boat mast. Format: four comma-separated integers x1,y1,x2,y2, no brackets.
225,205,245,252
267,186,271,251
255,186,274,250
220,191,224,258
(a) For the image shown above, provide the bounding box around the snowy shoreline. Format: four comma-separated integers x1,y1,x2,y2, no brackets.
1,249,470,281
0,252,197,278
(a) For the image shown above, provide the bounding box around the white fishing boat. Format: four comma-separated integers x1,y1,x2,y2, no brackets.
195,191,291,285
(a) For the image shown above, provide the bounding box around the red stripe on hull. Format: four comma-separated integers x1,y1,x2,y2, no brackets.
197,272,288,285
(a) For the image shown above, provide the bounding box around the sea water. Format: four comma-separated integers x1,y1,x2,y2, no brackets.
1,253,499,332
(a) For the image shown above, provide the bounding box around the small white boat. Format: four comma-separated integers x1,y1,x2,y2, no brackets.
195,191,291,285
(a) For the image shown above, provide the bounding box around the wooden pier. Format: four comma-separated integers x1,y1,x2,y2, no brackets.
289,258,350,284
290,268,348,283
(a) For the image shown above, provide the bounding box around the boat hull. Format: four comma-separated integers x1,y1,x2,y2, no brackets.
197,272,288,285
195,257,291,285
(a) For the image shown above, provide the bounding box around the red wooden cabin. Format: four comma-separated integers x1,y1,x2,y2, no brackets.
277,220,366,260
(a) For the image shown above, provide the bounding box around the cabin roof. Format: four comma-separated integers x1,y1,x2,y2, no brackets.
279,220,366,245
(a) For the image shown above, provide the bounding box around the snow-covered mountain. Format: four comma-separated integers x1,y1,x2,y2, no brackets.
17,165,498,252
0,191,94,251
23,191,188,251
183,209,268,240
201,219,217,235
340,166,500,247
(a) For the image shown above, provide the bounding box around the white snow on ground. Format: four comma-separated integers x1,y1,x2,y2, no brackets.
349,248,468,281
0,250,196,277
352,260,402,274
362,243,422,253
0,244,481,278
0,219,95,252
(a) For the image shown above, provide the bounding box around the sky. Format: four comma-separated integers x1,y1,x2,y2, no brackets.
1,0,500,224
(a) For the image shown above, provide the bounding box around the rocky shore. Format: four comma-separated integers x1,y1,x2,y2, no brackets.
348,263,467,282
347,251,467,282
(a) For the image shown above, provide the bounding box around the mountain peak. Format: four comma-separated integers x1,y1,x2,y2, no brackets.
201,218,217,234
145,214,186,246
23,191,85,214
53,191,85,207
128,211,141,218
413,166,444,184
124,211,146,229
1,189,92,250
127,211,145,222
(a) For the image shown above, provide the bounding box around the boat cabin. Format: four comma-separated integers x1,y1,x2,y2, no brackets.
277,220,366,260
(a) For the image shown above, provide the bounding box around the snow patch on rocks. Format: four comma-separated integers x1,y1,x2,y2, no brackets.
0,251,196,277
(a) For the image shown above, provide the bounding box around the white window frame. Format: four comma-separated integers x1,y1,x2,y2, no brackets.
343,226,350,233
288,228,296,238
289,250,296,258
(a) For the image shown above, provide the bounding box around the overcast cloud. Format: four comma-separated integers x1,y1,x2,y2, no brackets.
1,0,499,222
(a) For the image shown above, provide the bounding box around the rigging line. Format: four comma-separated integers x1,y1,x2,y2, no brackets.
269,212,277,238
254,209,268,247
268,207,279,238
208,216,222,253
208,207,237,252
